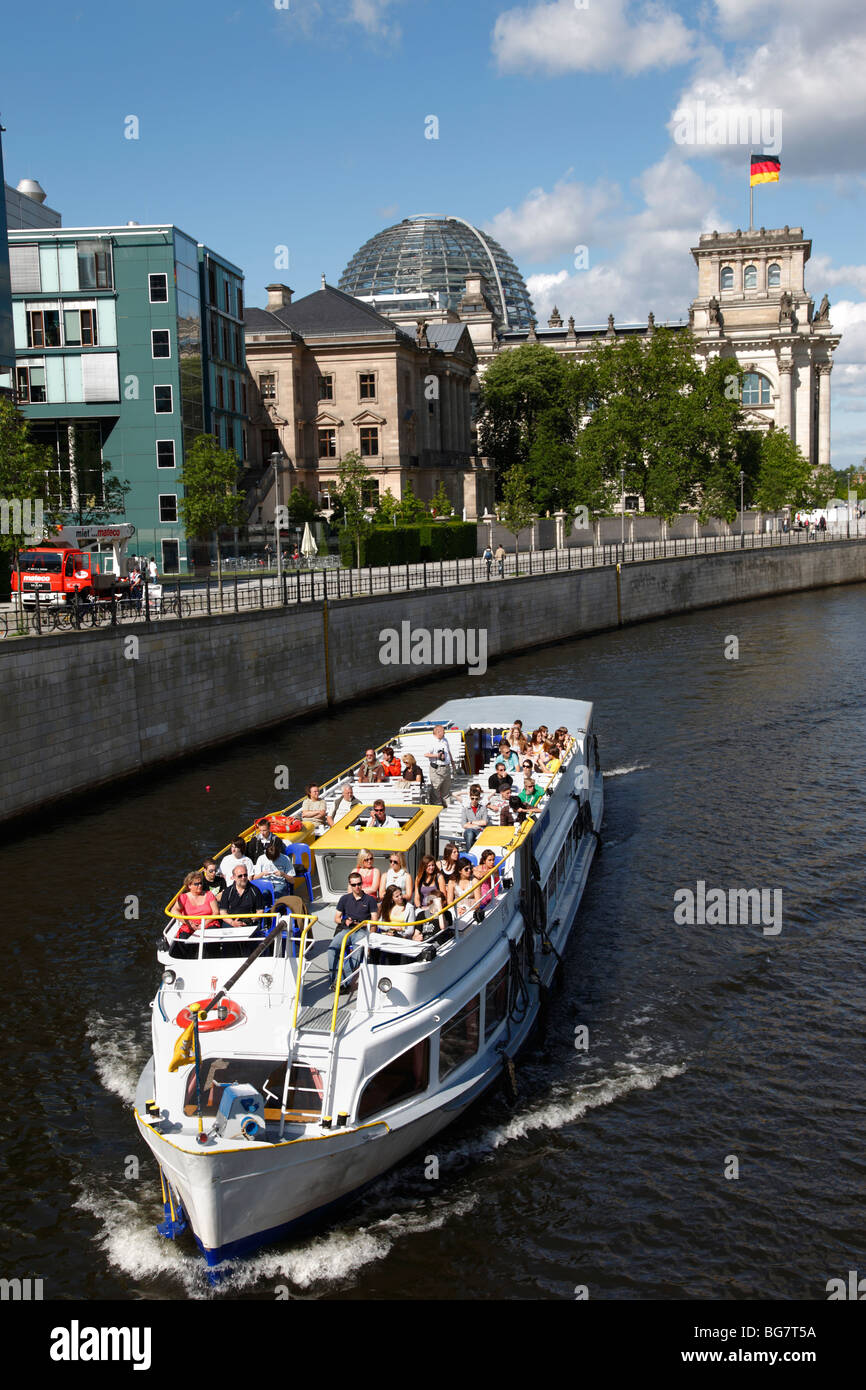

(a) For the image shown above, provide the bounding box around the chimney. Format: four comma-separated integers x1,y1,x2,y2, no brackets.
266,283,293,311
16,178,47,204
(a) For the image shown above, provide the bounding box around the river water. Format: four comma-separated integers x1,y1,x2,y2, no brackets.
2,583,864,1302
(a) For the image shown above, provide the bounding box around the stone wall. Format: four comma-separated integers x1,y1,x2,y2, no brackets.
2,540,864,823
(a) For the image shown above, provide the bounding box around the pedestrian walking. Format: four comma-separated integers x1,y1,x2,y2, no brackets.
482,545,493,579
495,543,505,578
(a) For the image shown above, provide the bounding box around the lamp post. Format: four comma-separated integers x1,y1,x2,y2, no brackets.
270,451,283,589
739,470,745,540
620,468,626,546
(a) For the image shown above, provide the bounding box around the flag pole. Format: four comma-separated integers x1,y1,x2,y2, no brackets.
749,154,754,230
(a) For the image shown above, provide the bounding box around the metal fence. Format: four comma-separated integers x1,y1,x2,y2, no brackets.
1,527,861,640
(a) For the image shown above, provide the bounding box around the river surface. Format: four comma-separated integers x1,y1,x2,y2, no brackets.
2,584,864,1301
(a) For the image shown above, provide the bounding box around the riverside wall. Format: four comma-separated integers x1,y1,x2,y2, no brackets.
2,540,864,823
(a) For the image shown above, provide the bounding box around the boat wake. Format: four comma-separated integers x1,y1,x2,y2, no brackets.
86,1012,149,1106
603,764,650,778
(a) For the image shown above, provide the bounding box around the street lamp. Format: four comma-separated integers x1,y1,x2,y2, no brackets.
270,451,283,589
620,468,626,546
739,470,745,540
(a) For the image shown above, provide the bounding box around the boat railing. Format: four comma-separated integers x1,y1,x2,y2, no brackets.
161,908,315,985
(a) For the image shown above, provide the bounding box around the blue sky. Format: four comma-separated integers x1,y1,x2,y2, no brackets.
3,0,866,468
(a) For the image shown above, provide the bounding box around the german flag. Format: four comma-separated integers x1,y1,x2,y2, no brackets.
751,154,780,186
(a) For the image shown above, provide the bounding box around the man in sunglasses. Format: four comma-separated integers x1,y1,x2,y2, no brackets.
219,864,269,929
327,873,379,989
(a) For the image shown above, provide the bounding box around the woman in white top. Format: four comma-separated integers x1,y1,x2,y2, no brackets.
219,838,256,884
382,851,412,898
252,840,294,888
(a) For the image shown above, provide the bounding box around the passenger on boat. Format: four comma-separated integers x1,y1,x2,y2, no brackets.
534,741,555,773
509,720,523,744
473,849,501,909
379,746,402,778
357,748,386,783
247,817,286,861
487,780,514,824
436,841,461,898
327,782,359,826
378,884,420,937
300,784,328,834
452,856,478,911
361,799,400,830
497,740,520,773
328,873,379,988
252,839,294,889
218,839,256,884
175,872,221,937
426,725,454,806
201,859,226,900
519,775,544,808
415,854,446,920
488,762,512,794
355,850,381,897
219,865,269,929
400,753,424,787
383,851,412,898
461,784,490,850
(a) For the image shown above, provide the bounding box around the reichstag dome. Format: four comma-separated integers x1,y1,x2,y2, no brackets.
339,213,535,331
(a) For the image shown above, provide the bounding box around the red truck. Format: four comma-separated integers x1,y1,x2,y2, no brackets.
12,524,136,607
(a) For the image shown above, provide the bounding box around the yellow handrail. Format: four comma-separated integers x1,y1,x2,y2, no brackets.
329,922,371,1034
291,920,316,1031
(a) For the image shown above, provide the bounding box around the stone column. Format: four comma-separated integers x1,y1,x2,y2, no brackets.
777,359,793,437
554,510,567,548
817,362,832,469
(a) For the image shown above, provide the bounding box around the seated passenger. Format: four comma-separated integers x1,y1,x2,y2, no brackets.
247,817,286,861
488,761,512,793
379,746,402,778
355,850,381,897
378,884,421,939
219,865,269,929
383,851,412,898
327,782,358,826
400,753,424,787
415,854,446,923
357,747,385,783
201,858,226,901
218,838,255,885
519,775,544,808
300,784,328,834
328,872,379,988
487,778,514,823
437,841,460,898
534,740,555,773
362,799,400,830
451,856,478,911
509,721,523,746
461,784,490,850
497,739,520,773
175,871,220,938
473,849,501,909
252,839,294,889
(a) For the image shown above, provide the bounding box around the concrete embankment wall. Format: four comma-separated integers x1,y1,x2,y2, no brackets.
2,540,864,824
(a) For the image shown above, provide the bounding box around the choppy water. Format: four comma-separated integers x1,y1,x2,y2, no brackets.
2,584,864,1300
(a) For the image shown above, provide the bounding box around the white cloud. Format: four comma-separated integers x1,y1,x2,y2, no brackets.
484,176,621,262
810,255,866,300
492,0,695,76
348,0,402,35
712,0,865,42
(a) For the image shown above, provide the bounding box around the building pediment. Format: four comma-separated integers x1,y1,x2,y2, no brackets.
351,409,386,426
316,409,344,426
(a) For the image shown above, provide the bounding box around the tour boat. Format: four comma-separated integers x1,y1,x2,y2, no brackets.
133,696,603,1266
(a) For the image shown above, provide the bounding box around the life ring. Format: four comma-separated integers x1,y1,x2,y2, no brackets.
176,998,244,1032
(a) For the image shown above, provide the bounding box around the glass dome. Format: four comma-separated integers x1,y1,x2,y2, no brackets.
339,214,535,331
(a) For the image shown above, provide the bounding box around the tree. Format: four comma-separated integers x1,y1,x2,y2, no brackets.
396,479,428,523
499,463,535,572
0,399,54,623
285,484,316,525
332,450,372,568
374,488,399,526
178,433,245,597
753,429,813,511
479,343,573,479
429,481,453,518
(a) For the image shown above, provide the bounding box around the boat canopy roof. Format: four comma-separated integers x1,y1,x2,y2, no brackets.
312,802,442,852
421,695,593,735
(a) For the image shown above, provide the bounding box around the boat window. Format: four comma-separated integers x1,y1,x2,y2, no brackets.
439,994,481,1080
484,964,508,1041
357,1037,430,1122
183,1058,287,1117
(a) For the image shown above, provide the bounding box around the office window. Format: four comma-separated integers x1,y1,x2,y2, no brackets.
233,326,241,364
154,385,173,413
318,428,336,458
208,264,217,305
9,244,41,293
63,307,97,347
16,364,46,403
77,240,112,290
319,374,334,400
209,316,218,357
158,494,178,523
149,273,168,303
229,379,236,412
151,329,171,359
161,539,180,573
237,286,244,320
156,440,176,469
360,425,378,456
359,371,376,399
216,375,225,408
259,373,276,400
241,380,247,413
27,308,60,348
81,354,119,402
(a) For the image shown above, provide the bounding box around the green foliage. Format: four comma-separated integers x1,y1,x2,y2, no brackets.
499,463,535,548
339,523,475,567
333,450,373,567
178,433,245,539
429,481,454,518
753,429,812,511
805,462,840,510
285,484,317,523
374,488,399,526
396,479,428,522
0,399,54,555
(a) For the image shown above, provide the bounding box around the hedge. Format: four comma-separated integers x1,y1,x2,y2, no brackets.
339,522,476,567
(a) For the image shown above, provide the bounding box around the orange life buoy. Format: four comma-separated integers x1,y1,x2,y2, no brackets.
269,815,289,832
176,998,244,1032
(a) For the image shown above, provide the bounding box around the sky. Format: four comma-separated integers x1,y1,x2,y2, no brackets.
3,0,866,470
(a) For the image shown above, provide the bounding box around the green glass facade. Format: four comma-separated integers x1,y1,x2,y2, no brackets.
8,224,246,570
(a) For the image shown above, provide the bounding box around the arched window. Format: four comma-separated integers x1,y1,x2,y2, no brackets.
720,265,734,290
741,372,772,406
767,263,781,287
744,264,758,290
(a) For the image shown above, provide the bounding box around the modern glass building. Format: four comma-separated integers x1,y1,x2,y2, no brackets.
339,214,535,332
7,224,245,570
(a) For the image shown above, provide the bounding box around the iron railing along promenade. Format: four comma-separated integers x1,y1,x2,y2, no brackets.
1,527,862,640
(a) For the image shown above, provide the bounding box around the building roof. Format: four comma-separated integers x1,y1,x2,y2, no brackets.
272,283,404,337
426,322,470,353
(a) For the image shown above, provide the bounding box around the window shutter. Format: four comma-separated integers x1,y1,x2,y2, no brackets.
9,244,41,293
81,353,119,402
